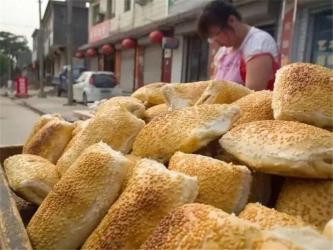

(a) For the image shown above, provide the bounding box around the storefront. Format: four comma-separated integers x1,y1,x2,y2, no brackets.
120,48,135,94
143,44,162,84
184,34,209,82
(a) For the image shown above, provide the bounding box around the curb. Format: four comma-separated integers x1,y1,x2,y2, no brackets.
17,101,45,116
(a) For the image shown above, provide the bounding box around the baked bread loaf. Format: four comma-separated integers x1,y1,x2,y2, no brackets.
162,81,209,109
121,154,141,190
27,142,127,250
82,159,198,250
23,113,62,148
169,152,251,213
141,203,261,250
220,120,333,178
57,106,145,175
272,63,333,128
95,96,145,118
144,103,169,122
251,227,332,250
231,90,273,127
4,154,59,205
276,178,333,229
133,104,240,162
195,80,252,105
131,82,167,106
323,219,333,240
239,203,307,229
23,119,74,164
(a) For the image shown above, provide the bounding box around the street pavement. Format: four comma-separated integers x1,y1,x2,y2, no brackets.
0,96,40,146
0,92,90,146
16,95,89,122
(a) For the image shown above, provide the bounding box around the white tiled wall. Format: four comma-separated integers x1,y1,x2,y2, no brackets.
108,0,168,33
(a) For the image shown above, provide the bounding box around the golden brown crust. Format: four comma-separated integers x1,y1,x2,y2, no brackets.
27,142,128,250
195,80,252,105
162,81,210,109
144,103,169,122
82,159,198,250
4,154,59,205
23,113,62,151
232,90,273,127
57,106,145,175
131,82,167,106
250,227,332,250
121,154,142,191
323,219,333,240
220,120,333,178
95,96,145,118
239,203,307,229
132,104,240,162
272,63,333,128
276,178,333,229
23,119,74,164
141,203,261,250
169,152,251,213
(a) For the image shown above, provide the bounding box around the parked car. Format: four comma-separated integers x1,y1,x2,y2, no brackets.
56,65,86,96
73,71,122,105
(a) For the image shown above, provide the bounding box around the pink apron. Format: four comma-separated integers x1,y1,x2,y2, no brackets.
214,49,244,84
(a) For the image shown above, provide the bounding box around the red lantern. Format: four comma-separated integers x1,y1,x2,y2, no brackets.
86,48,97,57
75,51,84,58
101,44,113,54
149,30,163,44
121,38,136,49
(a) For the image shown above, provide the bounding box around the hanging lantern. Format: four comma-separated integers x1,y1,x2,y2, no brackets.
149,30,163,44
86,48,97,57
101,44,113,55
75,51,84,58
121,38,136,49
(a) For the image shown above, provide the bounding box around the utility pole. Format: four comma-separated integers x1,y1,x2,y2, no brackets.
38,0,45,97
66,0,74,105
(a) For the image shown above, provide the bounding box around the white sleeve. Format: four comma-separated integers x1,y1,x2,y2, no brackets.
243,32,278,62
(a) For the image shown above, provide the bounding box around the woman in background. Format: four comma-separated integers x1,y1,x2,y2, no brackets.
197,0,280,91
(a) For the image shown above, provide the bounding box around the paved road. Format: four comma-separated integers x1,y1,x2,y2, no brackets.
0,97,40,146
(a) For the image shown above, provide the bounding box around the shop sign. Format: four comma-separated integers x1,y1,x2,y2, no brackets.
89,20,111,43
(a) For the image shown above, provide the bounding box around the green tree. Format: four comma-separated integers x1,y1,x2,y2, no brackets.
0,31,30,83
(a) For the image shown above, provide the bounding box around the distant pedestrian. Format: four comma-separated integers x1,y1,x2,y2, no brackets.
197,0,280,90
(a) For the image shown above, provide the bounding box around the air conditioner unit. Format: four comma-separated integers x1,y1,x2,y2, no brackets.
135,0,150,6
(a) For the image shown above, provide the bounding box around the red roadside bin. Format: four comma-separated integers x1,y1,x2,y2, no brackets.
15,76,28,97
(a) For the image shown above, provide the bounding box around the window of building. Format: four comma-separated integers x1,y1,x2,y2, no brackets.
92,3,104,24
185,35,209,82
124,0,131,12
309,10,332,68
107,0,116,18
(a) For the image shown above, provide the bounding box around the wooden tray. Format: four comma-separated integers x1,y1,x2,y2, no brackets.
0,145,33,250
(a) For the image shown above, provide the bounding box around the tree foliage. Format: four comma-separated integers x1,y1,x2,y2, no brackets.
0,31,30,60
0,31,31,82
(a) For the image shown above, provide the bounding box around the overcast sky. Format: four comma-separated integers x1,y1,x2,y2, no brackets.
0,0,57,49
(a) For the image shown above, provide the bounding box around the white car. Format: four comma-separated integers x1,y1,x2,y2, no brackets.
73,71,122,104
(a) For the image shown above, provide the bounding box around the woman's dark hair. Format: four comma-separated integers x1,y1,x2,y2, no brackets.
197,0,242,39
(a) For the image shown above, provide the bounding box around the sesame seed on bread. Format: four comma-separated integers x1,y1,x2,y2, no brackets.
276,178,333,229
169,152,252,213
272,63,333,128
220,120,333,178
132,104,240,163
27,142,128,250
82,159,198,250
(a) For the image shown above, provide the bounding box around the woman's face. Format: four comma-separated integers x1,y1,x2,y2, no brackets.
208,25,236,47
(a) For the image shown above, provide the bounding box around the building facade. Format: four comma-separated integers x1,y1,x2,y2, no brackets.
33,0,88,84
78,0,332,94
